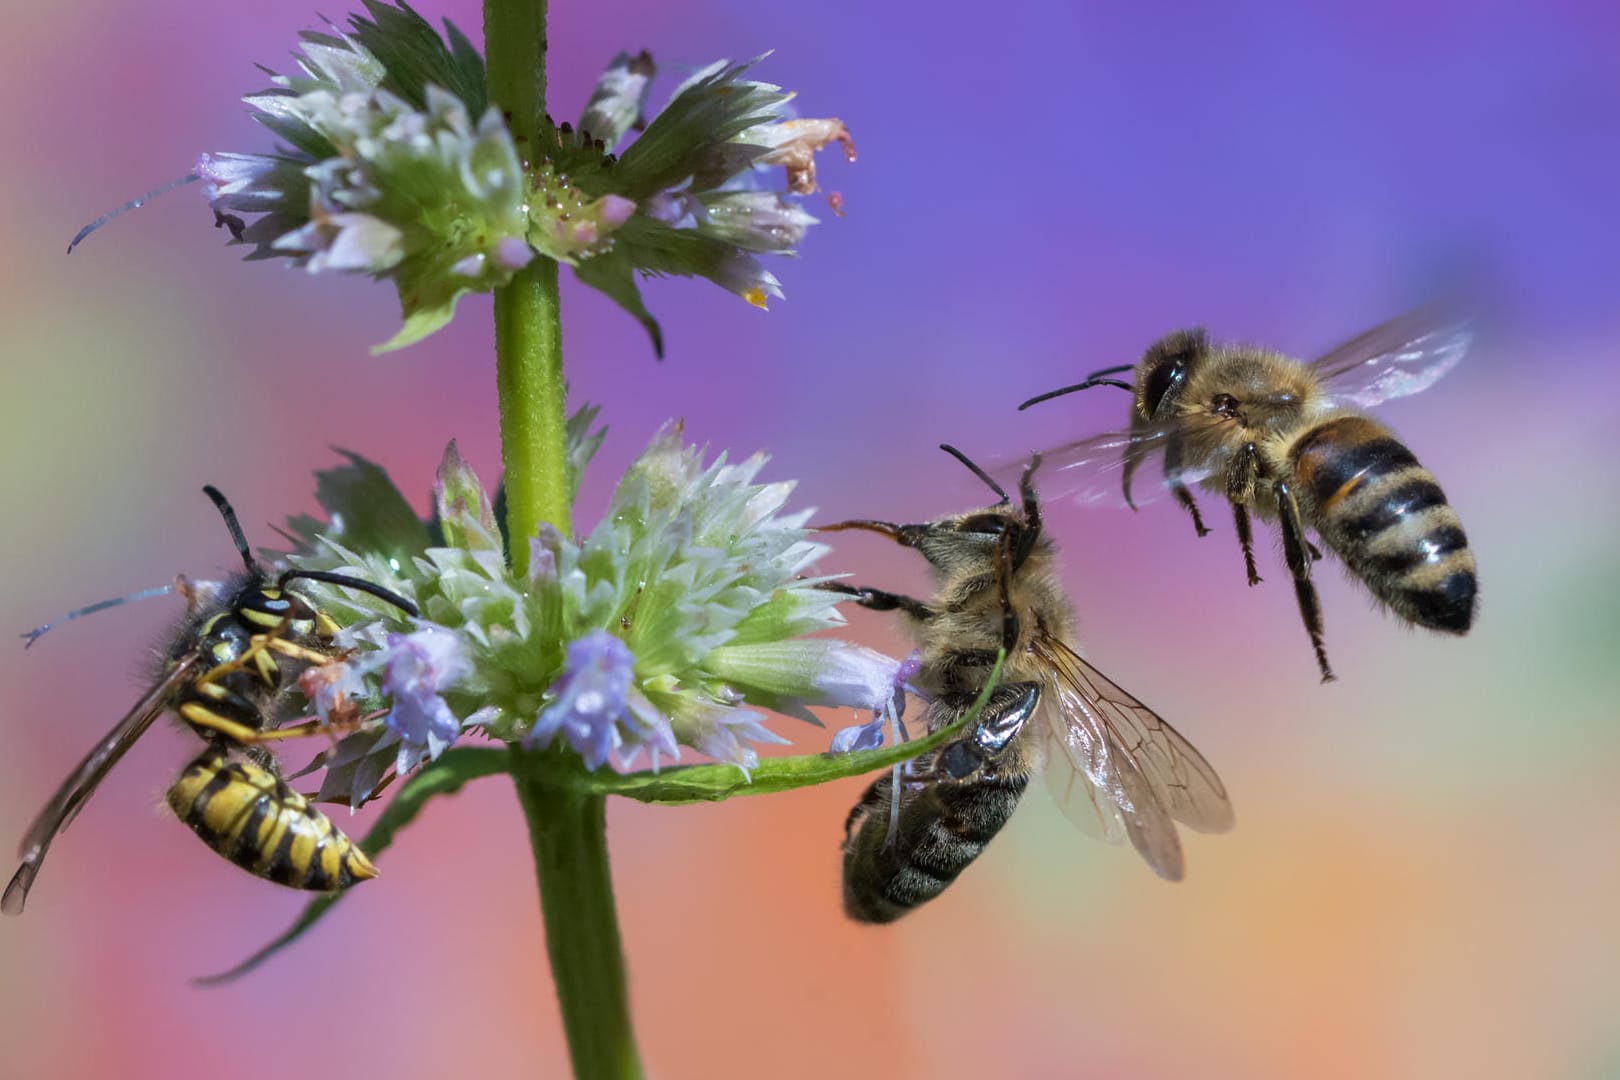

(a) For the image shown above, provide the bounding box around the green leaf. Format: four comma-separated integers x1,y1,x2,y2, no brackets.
573,252,664,357
194,747,509,985
374,282,470,353
565,402,608,505
568,651,1006,805
283,449,431,564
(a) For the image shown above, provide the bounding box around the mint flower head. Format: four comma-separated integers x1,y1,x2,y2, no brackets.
278,418,906,793
194,4,853,354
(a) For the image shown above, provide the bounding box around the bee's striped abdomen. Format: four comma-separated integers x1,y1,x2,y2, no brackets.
166,750,378,891
1290,415,1477,633
842,760,1027,924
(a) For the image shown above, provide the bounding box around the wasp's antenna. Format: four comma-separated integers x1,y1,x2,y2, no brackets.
202,486,257,573
1016,364,1136,411
938,444,1008,504
66,173,202,255
20,584,180,649
279,569,421,618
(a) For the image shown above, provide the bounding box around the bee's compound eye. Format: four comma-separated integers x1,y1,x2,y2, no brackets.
1141,357,1185,417
956,514,1007,536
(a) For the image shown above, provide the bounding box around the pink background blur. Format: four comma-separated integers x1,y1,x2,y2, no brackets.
3,1,1618,1077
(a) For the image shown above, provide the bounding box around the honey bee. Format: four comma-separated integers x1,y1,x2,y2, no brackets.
821,447,1233,922
3,486,418,915
1017,307,1477,682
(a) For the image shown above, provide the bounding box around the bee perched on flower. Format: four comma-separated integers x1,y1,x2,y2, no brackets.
180,2,853,353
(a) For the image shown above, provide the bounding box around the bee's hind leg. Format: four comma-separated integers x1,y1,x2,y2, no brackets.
1272,477,1335,683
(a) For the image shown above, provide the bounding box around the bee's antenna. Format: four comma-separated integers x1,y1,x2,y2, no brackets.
278,569,421,618
20,584,181,649
937,444,1008,504
1016,364,1135,411
67,173,202,254
202,486,257,573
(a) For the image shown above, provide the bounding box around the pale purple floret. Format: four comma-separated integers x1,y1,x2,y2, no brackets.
830,650,921,753
526,630,677,771
378,628,471,773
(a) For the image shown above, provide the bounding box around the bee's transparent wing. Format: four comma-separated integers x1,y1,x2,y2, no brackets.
3,654,200,915
1309,305,1474,409
996,424,1214,510
1032,635,1233,881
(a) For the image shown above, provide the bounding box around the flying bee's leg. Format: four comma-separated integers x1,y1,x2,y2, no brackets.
1226,443,1264,586
816,581,935,621
1307,539,1324,562
1272,477,1335,683
1163,435,1210,537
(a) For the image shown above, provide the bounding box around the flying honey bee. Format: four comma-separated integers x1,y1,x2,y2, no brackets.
1016,307,1478,682
3,486,418,915
820,446,1233,922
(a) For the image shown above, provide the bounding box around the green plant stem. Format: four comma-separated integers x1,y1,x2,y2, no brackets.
486,0,570,565
512,751,643,1080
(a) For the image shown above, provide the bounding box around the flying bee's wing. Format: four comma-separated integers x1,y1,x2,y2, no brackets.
1031,634,1232,881
993,422,1216,511
2,654,201,916
1308,305,1474,409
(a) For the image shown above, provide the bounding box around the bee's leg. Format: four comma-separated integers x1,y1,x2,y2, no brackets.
816,581,935,621
1163,435,1211,537
1226,443,1264,586
1272,478,1335,683
843,771,893,848
1307,539,1324,562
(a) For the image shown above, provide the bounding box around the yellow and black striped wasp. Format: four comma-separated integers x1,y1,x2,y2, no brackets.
4,486,417,915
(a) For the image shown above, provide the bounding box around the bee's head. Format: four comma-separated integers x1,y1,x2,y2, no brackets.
819,446,1045,576
895,505,1028,575
1134,328,1210,420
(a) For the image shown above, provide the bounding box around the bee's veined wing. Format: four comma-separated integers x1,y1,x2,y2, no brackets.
995,424,1215,511
1309,305,1474,409
1031,635,1233,881
3,654,200,916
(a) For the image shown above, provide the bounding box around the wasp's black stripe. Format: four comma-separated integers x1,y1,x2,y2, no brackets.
186,764,238,823
1341,478,1448,541
1294,430,1420,508
229,785,274,865
261,798,303,886
303,832,334,891
1365,524,1470,576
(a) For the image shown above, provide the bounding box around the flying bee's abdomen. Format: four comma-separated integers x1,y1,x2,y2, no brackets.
1290,415,1477,632
166,750,378,891
842,761,1027,924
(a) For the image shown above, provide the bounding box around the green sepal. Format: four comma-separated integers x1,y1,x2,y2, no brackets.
195,747,509,985
613,56,787,201
348,0,488,115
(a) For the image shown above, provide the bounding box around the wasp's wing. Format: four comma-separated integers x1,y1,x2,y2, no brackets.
2,654,199,916
1032,635,1232,881
1308,306,1474,409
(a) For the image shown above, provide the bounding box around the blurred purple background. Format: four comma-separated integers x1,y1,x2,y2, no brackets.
2,1,1618,1077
